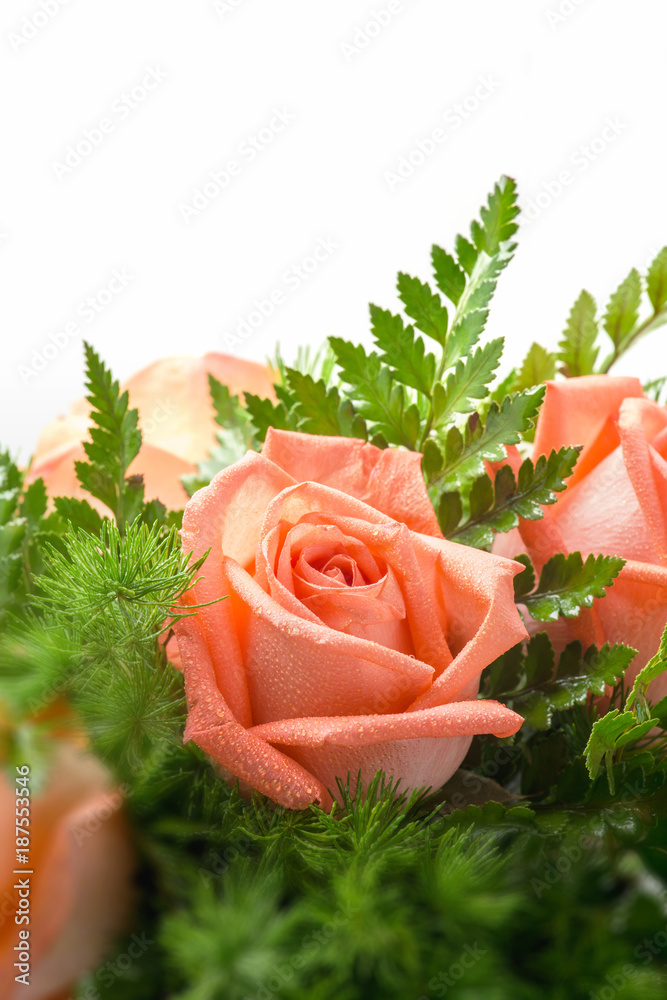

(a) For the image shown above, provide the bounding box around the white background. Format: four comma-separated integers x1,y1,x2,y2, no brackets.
2,0,666,460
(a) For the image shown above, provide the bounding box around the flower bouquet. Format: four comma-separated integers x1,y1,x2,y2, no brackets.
2,177,667,1000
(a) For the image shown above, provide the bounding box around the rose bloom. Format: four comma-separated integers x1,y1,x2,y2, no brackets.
0,743,134,1000
176,429,528,809
28,353,274,513
494,375,667,701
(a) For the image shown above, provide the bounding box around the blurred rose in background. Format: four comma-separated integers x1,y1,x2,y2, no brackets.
27,353,274,513
0,743,134,1000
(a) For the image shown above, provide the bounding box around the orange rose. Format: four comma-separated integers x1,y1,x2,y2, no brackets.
28,353,274,514
0,746,134,999
176,429,527,809
494,375,667,700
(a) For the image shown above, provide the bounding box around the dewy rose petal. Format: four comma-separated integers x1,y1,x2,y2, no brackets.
177,429,527,808
493,375,667,701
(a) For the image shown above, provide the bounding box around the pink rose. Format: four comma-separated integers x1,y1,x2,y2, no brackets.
176,429,527,809
0,745,134,1000
494,375,667,700
28,352,275,514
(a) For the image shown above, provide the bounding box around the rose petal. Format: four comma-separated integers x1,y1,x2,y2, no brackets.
408,538,528,708
589,559,667,698
532,376,644,488
180,451,297,726
224,556,434,722
618,398,667,563
176,612,330,810
262,428,442,536
259,482,454,675
256,522,414,653
251,699,524,744
250,700,523,796
550,447,662,566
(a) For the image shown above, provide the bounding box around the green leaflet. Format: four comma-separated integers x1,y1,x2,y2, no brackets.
431,244,465,307
514,641,636,730
558,290,599,376
396,272,449,346
432,338,504,429
329,338,421,448
427,386,544,490
74,342,144,532
284,368,368,439
602,268,642,350
53,496,104,536
244,390,294,442
647,246,667,312
523,551,625,621
370,303,438,394
513,342,557,390
584,711,657,794
444,446,580,549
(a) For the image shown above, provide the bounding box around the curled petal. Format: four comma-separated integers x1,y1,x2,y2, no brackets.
262,428,442,536
177,612,331,810
250,700,523,796
409,538,528,709
259,482,453,675
224,557,434,723
532,376,643,487
617,398,667,563
180,451,296,725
